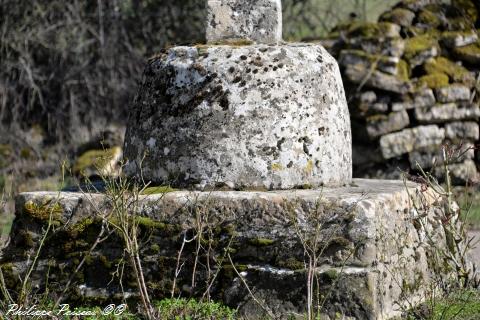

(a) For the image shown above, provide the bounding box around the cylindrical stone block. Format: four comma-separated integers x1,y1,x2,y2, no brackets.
123,43,352,189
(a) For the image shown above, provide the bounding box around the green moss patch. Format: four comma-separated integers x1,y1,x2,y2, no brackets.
424,57,474,85
417,10,442,27
417,73,449,89
141,185,177,195
346,22,399,39
155,298,236,320
73,147,121,175
248,237,275,247
397,59,410,81
404,35,439,61
24,199,63,224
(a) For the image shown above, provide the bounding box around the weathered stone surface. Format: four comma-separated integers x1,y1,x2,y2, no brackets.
339,50,399,75
414,103,480,123
379,125,445,159
445,121,480,141
441,31,478,48
453,42,480,65
206,0,282,44
435,85,471,103
379,8,416,27
344,65,412,94
348,38,405,58
366,110,410,139
124,44,352,189
2,179,448,319
392,89,436,111
434,159,478,184
409,143,475,169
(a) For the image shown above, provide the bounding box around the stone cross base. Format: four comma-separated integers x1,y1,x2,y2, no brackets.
3,180,447,319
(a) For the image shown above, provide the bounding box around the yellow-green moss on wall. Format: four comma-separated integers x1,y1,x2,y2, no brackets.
404,35,439,61
417,73,449,89
424,56,474,86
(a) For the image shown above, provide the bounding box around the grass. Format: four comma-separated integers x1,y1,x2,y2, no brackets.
156,299,237,320
430,290,480,320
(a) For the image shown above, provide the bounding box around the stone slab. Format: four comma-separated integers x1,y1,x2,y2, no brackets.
2,179,447,320
206,0,282,44
123,44,352,189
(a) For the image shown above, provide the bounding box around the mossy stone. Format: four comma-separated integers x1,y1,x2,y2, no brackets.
24,200,63,224
417,10,442,28
397,59,410,81
347,22,400,39
404,35,439,61
417,73,449,89
454,41,480,64
379,8,415,27
452,0,478,23
424,57,474,86
248,238,275,247
141,186,177,195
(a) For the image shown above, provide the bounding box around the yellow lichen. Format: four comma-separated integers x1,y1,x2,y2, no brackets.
271,163,283,171
417,10,441,27
424,57,474,86
417,73,449,89
24,199,63,223
404,35,439,61
141,186,177,195
397,59,410,82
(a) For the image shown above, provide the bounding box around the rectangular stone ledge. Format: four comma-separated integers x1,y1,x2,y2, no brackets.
4,179,446,320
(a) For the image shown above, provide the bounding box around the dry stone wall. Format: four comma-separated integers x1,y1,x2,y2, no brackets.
322,0,480,183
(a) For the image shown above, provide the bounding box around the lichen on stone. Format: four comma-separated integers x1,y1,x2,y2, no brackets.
424,57,474,86
417,73,449,89
403,35,439,61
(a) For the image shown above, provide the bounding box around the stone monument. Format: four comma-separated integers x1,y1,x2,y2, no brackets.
1,1,452,319
123,0,352,190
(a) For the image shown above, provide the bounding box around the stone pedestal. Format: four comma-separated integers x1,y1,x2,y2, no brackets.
2,180,445,319
124,44,352,189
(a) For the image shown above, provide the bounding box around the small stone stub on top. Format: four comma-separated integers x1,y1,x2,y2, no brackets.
206,0,282,44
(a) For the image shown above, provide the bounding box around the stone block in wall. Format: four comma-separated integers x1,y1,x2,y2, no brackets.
366,110,410,139
344,65,412,94
435,85,471,103
408,142,475,169
339,50,400,75
424,57,476,87
348,38,406,58
453,42,480,65
404,35,439,67
441,30,478,48
445,121,480,141
379,8,416,27
434,159,478,184
414,103,480,123
391,89,436,112
379,125,445,159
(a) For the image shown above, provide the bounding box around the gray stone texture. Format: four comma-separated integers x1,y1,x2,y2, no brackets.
366,110,410,139
409,142,475,169
415,103,480,123
445,121,480,141
435,85,471,103
123,44,352,189
441,31,478,48
2,179,448,320
206,0,282,44
379,125,445,159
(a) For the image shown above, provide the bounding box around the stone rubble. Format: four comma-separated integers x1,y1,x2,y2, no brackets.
323,0,480,184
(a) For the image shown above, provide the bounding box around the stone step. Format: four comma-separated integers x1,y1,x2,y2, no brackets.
1,179,447,320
